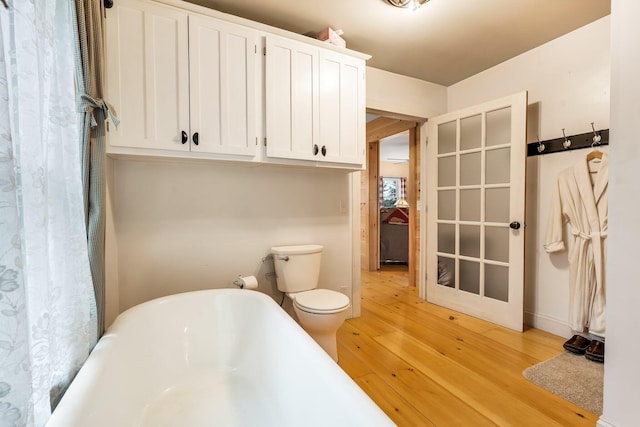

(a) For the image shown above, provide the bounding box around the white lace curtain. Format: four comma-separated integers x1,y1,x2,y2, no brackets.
0,0,97,425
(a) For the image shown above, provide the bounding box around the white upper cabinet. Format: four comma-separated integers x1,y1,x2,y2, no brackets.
106,0,258,157
106,0,190,152
265,35,319,162
106,0,367,168
318,50,365,165
265,34,366,167
188,14,257,156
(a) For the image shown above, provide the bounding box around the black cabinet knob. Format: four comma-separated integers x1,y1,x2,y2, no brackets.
313,144,319,155
509,221,521,230
193,132,199,146
321,145,327,156
181,130,187,144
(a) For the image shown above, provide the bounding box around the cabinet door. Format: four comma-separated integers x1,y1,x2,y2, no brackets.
265,35,319,161
189,14,258,156
106,0,190,151
318,50,365,166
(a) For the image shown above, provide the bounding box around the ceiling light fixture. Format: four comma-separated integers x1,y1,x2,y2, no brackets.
386,0,429,12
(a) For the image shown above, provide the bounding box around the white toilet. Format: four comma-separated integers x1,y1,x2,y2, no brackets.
271,244,350,362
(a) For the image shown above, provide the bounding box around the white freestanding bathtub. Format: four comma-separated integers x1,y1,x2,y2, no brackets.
47,289,394,426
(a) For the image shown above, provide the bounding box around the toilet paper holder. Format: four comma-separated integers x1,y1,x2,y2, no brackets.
233,275,258,289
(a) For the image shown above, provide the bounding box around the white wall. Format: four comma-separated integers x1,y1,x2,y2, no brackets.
600,2,640,426
110,159,354,320
380,161,409,178
367,66,447,118
447,16,611,337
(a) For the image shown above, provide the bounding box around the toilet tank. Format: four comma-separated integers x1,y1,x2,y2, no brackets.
271,245,323,293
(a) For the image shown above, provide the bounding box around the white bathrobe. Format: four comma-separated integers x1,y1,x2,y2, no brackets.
545,153,608,337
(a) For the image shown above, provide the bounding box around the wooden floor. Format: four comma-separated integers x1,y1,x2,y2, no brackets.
336,266,598,427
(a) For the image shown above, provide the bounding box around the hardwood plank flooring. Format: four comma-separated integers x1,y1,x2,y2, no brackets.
337,267,598,426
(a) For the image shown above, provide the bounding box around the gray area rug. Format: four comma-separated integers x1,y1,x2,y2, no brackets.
523,352,603,415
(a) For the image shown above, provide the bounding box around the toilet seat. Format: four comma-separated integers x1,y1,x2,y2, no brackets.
293,289,350,314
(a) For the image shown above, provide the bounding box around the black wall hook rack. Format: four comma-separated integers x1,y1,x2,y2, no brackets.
527,129,609,157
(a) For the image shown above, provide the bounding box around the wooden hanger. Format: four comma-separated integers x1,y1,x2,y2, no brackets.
586,148,602,161
587,148,602,174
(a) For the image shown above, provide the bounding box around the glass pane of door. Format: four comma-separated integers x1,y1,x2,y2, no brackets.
486,148,511,184
485,264,508,302
485,226,509,263
438,190,456,220
438,224,455,254
438,156,456,187
485,188,509,222
460,152,481,185
437,256,455,287
459,260,480,295
459,225,480,258
486,107,511,146
438,121,456,154
460,114,481,150
460,189,480,221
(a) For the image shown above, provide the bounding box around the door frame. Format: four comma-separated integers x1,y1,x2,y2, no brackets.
365,110,425,286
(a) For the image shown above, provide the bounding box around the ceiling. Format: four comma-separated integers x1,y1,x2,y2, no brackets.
380,132,410,163
366,114,411,162
185,0,610,86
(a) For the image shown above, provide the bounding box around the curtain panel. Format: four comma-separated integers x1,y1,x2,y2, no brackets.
73,0,117,337
0,0,97,424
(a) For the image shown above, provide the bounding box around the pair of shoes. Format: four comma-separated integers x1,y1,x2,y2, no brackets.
563,335,592,354
585,340,605,363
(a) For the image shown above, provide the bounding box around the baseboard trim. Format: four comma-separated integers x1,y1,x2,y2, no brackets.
597,418,616,427
524,310,572,338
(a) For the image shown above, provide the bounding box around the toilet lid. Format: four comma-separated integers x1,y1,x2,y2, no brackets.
294,289,350,313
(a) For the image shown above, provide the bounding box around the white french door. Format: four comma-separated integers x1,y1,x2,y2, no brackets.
422,92,527,331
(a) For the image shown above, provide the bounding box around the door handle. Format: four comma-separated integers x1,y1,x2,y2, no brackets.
192,132,199,146
509,221,521,230
181,130,188,144
313,144,319,155
321,145,327,157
